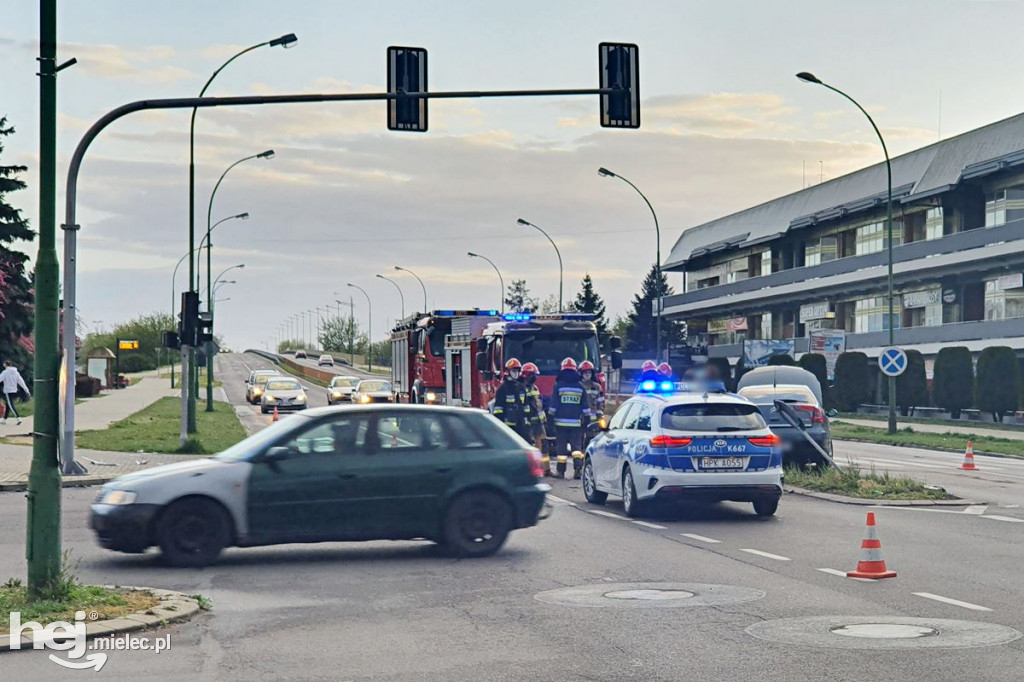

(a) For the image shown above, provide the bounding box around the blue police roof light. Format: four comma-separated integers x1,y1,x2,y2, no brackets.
503,313,532,322
640,380,657,392
659,381,674,392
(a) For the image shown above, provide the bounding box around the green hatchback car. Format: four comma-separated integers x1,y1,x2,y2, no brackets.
90,405,551,566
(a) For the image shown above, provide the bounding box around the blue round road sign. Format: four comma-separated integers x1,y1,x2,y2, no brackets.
879,347,908,377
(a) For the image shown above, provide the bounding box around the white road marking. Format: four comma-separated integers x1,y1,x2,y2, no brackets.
546,494,576,507
877,505,988,516
913,592,992,612
589,509,628,520
1000,504,1020,508
815,567,877,582
981,515,1024,523
739,548,791,561
631,520,667,529
853,457,945,470
964,505,988,515
680,533,721,544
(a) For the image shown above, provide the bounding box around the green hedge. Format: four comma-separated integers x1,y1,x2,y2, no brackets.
833,352,870,411
976,346,1020,422
766,353,796,366
933,346,973,419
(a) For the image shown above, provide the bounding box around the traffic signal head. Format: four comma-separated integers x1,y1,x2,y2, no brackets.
179,291,199,346
197,311,214,346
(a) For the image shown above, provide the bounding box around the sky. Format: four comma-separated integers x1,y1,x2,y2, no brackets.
3,0,1024,350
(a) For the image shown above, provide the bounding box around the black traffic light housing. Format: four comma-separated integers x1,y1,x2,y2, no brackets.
179,291,199,346
197,311,214,346
162,330,180,350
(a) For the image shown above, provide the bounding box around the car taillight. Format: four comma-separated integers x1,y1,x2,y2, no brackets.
526,449,545,478
649,435,693,448
748,434,781,448
796,404,826,424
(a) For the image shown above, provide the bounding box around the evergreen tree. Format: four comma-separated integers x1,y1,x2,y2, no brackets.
571,273,608,337
624,265,681,353
0,117,34,376
505,279,537,313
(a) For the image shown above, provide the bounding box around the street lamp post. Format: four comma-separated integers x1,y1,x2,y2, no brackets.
516,218,563,312
796,71,897,436
376,274,406,318
196,212,249,290
598,167,662,359
336,298,355,365
394,266,427,313
203,263,243,410
188,32,296,434
348,283,372,372
170,250,190,388
467,252,505,313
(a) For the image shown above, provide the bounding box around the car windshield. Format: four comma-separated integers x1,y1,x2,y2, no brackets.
215,415,312,461
424,318,453,357
266,380,301,391
738,386,817,405
661,403,767,432
503,332,600,376
359,381,391,392
331,377,358,388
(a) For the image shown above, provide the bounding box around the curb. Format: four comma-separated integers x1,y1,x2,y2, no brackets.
0,475,119,493
0,588,201,652
784,485,982,506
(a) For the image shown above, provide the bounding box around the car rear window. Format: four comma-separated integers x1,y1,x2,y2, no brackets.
661,403,767,432
331,377,358,387
738,385,817,405
359,381,391,392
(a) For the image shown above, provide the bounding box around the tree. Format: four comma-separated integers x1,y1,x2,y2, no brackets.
833,352,870,412
976,346,1020,422
798,353,828,391
505,279,537,313
571,273,608,337
624,264,683,353
537,293,560,313
0,117,34,378
319,316,367,355
890,349,927,416
81,312,175,372
933,346,973,419
367,339,391,367
609,314,630,341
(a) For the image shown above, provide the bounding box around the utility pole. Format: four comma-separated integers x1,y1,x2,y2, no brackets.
27,0,66,597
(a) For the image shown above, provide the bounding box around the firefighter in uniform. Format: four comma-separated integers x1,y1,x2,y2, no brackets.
579,360,604,417
492,358,536,442
549,357,591,479
638,359,659,383
521,362,551,475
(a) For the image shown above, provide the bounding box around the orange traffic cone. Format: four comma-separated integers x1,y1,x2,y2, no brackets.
958,441,978,471
272,406,279,422
847,512,897,580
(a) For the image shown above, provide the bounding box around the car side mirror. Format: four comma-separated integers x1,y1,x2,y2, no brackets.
482,370,494,381
827,409,838,418
260,446,293,463
611,349,623,370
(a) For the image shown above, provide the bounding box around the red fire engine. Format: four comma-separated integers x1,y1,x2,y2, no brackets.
444,312,622,409
390,309,499,403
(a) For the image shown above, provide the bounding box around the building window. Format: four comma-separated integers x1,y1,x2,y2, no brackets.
984,276,1024,320
986,190,1007,227
925,207,944,240
804,236,837,267
854,296,901,333
725,256,750,284
855,221,902,255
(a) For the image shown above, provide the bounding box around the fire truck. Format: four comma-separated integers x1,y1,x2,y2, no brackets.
390,309,499,403
444,312,622,409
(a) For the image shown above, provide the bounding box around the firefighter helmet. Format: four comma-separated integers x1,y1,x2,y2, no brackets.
657,362,672,376
522,362,539,376
578,360,595,373
641,360,657,373
505,358,522,371
560,357,578,372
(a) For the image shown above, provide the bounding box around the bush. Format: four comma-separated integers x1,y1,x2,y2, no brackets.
767,353,796,366
933,346,973,419
798,353,830,407
883,349,927,416
707,357,732,387
833,352,870,412
976,346,1020,422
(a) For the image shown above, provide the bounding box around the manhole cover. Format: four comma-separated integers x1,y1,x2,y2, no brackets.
535,582,764,608
604,589,695,601
831,624,938,639
747,617,1021,650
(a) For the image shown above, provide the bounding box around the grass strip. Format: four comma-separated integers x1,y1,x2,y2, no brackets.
832,422,1024,458
784,464,954,500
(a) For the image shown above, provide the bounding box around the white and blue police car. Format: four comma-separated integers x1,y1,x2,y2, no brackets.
582,380,783,518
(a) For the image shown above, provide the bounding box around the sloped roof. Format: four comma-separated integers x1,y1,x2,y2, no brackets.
665,112,1024,270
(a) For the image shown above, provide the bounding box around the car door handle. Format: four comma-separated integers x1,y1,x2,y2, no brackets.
337,473,358,479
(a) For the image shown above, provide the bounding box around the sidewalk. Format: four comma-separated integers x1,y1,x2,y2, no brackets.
0,377,190,490
837,417,1024,441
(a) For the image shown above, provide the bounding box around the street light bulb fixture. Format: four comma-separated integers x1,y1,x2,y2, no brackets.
237,212,250,220
796,71,822,84
376,274,386,279
235,263,246,269
516,218,530,226
467,251,477,257
597,167,615,178
269,33,299,49
257,149,275,159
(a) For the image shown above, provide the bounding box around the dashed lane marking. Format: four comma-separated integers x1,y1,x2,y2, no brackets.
739,548,791,561
588,509,628,520
913,592,993,612
632,521,667,530
546,494,576,507
981,515,1024,523
680,533,721,544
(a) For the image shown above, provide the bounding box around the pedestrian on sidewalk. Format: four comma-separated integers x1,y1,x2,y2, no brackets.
1,360,30,425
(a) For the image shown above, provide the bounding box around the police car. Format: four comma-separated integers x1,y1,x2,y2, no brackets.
582,380,782,518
